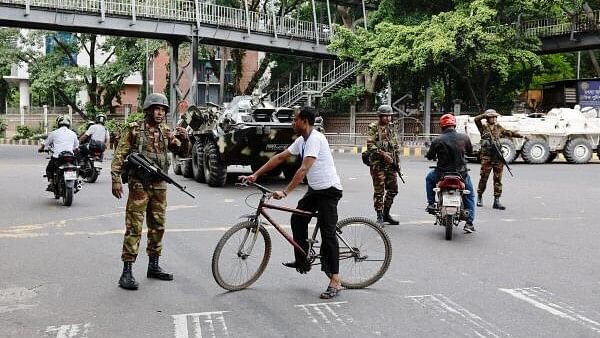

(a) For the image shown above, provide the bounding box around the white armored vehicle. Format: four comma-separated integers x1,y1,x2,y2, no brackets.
455,107,600,164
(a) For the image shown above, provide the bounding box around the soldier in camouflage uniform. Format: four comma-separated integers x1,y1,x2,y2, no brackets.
366,105,401,225
111,93,190,290
474,109,524,210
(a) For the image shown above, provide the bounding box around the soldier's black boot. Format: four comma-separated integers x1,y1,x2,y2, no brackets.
147,256,174,281
493,197,506,210
118,261,139,290
376,210,384,225
383,207,399,225
477,194,483,207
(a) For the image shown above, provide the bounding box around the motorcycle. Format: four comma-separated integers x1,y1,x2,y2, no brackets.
78,141,105,183
45,150,82,206
431,171,470,240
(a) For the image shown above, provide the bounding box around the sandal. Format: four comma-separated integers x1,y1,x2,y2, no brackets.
319,286,341,299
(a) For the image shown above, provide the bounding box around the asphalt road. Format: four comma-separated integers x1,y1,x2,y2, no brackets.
1,144,599,338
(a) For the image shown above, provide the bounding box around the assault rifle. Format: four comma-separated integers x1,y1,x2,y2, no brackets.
388,151,406,184
490,138,514,177
124,152,195,198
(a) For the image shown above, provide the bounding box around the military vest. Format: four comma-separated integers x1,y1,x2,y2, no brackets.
131,122,171,175
376,124,395,153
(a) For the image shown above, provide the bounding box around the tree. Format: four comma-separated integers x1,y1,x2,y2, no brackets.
0,28,19,114
19,32,159,119
330,0,543,111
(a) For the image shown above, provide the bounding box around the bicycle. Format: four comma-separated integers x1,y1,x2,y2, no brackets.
211,181,392,291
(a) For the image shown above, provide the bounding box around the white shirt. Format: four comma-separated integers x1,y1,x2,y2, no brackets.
44,126,79,158
287,129,342,191
85,124,110,143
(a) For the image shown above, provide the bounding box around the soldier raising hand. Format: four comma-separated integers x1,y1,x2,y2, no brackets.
474,109,524,210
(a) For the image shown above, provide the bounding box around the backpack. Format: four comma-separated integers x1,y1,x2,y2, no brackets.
361,150,372,166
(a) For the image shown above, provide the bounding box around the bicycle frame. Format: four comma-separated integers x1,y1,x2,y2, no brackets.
247,189,358,263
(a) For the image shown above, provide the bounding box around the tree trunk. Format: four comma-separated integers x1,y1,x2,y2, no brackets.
336,5,353,29
231,49,246,95
446,62,481,112
361,72,378,112
88,35,98,112
243,53,271,95
0,79,7,114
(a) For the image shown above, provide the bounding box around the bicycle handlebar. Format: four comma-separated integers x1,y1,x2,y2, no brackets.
237,180,274,194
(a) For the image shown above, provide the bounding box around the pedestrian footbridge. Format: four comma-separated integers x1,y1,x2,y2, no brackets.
0,0,334,58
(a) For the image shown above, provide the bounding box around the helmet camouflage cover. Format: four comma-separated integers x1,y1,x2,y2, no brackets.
377,105,393,116
143,93,169,112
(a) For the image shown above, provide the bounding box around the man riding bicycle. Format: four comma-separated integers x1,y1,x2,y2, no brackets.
241,107,344,299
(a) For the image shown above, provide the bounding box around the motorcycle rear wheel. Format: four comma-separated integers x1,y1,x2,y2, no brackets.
63,186,73,206
444,215,453,240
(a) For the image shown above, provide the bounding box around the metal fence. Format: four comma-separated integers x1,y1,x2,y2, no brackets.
2,0,331,43
324,132,436,147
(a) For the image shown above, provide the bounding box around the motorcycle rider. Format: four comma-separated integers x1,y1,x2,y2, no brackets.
38,115,80,191
365,104,401,225
111,93,190,290
80,113,110,155
425,114,476,233
474,109,525,210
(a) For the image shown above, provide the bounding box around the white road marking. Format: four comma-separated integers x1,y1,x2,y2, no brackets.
223,199,235,203
407,294,509,337
295,301,353,333
172,311,230,338
500,287,600,333
45,323,91,338
0,287,39,314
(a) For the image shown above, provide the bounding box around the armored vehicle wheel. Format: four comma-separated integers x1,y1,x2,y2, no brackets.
564,138,593,164
498,138,517,163
181,159,193,178
203,141,227,187
546,152,558,163
192,142,206,183
173,155,182,175
521,139,550,164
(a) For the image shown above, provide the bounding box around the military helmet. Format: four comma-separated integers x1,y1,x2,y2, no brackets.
86,121,95,128
377,105,393,116
143,93,169,112
484,108,499,118
95,113,107,124
56,115,71,127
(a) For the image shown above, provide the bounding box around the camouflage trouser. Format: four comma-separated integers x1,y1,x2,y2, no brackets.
370,164,398,210
477,156,503,197
121,181,167,262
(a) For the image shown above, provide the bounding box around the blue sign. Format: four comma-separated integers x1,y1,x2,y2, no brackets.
578,80,600,107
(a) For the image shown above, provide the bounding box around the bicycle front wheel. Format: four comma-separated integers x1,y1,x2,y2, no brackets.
211,221,272,291
336,217,392,289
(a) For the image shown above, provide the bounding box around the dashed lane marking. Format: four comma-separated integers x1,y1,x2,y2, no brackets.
500,287,600,334
295,301,353,334
45,323,91,338
407,294,510,337
172,311,230,338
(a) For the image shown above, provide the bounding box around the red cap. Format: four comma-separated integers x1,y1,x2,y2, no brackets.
440,113,456,128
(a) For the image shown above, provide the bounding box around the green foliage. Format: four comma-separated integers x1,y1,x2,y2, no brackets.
321,85,366,115
530,55,575,89
12,124,44,140
0,117,7,137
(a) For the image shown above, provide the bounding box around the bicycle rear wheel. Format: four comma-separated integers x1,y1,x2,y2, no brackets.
336,217,392,289
211,221,272,291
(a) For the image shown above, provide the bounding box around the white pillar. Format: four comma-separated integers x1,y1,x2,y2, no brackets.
19,80,29,125
43,105,48,134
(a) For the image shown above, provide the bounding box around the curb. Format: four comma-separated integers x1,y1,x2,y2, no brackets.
0,138,40,146
330,145,426,157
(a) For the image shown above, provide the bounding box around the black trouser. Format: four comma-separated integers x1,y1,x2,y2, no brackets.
46,157,59,181
290,186,343,274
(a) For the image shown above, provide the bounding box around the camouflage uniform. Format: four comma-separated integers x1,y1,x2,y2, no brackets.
111,119,190,262
474,114,522,198
366,122,401,211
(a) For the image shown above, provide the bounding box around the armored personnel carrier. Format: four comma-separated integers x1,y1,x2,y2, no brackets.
174,93,322,186
455,106,600,164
